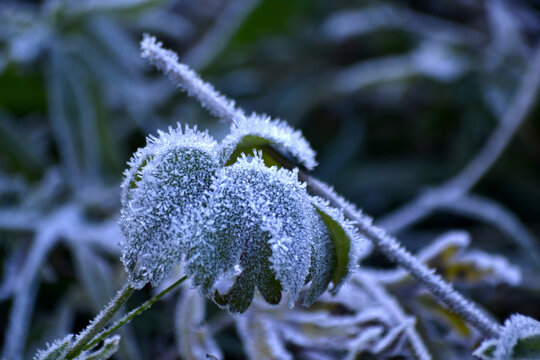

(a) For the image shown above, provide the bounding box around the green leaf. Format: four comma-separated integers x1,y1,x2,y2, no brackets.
315,208,353,289
76,336,120,360
513,334,540,359
32,335,73,360
473,314,540,360
224,135,279,167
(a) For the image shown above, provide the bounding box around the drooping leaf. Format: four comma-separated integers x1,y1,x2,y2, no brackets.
119,124,219,289
186,153,314,312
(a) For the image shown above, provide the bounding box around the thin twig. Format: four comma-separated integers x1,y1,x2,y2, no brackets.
66,283,134,359
302,175,501,338
379,43,540,233
83,276,187,352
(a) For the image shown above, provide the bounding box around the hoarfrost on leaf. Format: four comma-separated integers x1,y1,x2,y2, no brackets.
75,335,120,360
119,124,219,289
219,114,318,170
474,314,540,360
186,154,314,312
32,335,73,360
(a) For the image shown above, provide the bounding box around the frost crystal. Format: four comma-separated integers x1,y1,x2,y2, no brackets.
186,154,314,312
119,122,358,311
32,335,72,360
219,114,318,170
475,314,540,359
120,124,219,289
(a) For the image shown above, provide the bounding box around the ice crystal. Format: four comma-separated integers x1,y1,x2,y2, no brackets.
186,154,314,312
78,335,120,360
119,123,359,311
479,314,540,360
220,114,318,170
32,335,72,360
119,124,219,289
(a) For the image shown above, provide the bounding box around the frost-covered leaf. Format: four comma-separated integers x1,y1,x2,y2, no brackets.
176,288,223,360
120,124,219,289
475,314,540,360
376,231,521,287
32,335,73,360
421,232,521,286
220,114,317,170
309,196,365,296
75,335,120,360
280,309,390,350
186,154,314,312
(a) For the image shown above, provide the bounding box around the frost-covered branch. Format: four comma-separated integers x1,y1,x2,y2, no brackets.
140,34,502,339
2,206,78,360
322,5,484,46
140,34,245,124
302,176,501,339
65,283,134,359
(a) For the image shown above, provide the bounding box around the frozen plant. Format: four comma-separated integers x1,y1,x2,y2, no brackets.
121,121,363,312
138,34,540,357
27,30,540,360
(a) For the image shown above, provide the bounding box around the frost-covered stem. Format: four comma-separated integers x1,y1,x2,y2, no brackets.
140,34,246,124
66,283,134,359
379,43,540,233
83,276,187,352
303,175,502,339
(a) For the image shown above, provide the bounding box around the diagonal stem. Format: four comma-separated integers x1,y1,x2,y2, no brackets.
82,276,187,352
302,175,502,339
66,283,134,359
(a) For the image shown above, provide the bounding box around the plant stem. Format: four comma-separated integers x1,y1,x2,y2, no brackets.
82,276,188,352
66,283,134,359
303,175,502,339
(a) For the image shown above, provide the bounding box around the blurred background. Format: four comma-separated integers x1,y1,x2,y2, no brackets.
1,0,540,359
